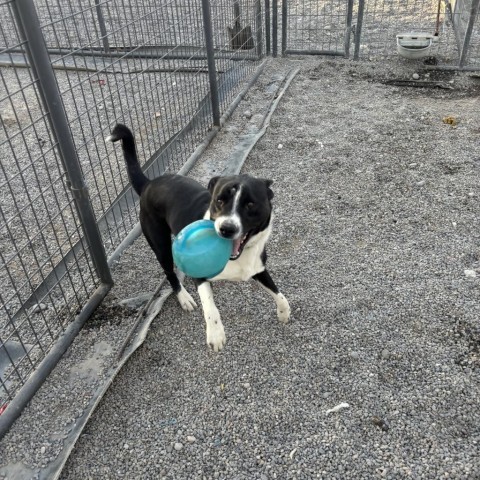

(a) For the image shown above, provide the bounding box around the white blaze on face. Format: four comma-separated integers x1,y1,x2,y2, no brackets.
214,187,242,233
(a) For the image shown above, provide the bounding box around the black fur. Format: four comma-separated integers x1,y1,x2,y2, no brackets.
108,123,289,350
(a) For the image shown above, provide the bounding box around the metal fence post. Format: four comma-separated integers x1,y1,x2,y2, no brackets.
272,0,278,57
12,0,113,286
459,0,480,68
353,0,365,60
265,0,271,55
201,0,221,126
95,0,110,53
281,0,287,55
256,0,263,58
345,0,354,58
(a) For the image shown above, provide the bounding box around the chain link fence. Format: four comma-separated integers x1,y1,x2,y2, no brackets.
1,0,265,436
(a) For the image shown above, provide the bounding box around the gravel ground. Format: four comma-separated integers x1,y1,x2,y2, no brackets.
2,56,480,479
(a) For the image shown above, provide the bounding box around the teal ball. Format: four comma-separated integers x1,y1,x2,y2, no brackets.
172,220,232,278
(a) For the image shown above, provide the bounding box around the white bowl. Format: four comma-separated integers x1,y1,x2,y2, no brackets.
396,32,435,59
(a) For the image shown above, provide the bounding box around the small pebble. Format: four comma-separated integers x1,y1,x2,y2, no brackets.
412,73,420,80
326,402,350,414
124,444,129,450
464,270,477,278
372,416,390,432
244,110,252,119
40,446,46,454
30,303,47,314
186,436,196,443
174,442,184,451
278,144,283,149
350,351,360,360
381,349,390,360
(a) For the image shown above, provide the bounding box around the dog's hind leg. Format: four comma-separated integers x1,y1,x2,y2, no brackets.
142,218,197,312
253,270,290,324
196,280,226,352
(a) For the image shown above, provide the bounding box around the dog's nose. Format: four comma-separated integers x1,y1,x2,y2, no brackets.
219,222,238,238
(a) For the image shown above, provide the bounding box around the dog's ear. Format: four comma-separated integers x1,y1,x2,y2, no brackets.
263,179,274,200
208,176,220,194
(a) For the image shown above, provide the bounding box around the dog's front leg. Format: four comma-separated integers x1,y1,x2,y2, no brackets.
253,270,290,324
196,281,226,352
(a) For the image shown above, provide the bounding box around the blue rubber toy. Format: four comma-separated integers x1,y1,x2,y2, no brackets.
172,220,232,278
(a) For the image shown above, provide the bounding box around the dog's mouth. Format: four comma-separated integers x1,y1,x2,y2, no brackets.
230,231,252,260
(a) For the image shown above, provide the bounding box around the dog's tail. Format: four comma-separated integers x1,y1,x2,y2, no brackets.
106,124,149,196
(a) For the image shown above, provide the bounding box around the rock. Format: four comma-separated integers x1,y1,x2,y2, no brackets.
244,110,252,119
186,436,196,443
412,73,420,80
326,402,350,414
464,270,477,278
372,416,390,431
1,111,16,127
174,442,183,451
119,293,153,310
381,349,390,360
30,303,48,314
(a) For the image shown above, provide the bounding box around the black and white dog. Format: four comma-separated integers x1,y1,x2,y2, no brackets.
107,124,290,351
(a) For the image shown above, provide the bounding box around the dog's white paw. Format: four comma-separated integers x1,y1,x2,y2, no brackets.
206,320,226,352
276,293,290,324
176,286,197,312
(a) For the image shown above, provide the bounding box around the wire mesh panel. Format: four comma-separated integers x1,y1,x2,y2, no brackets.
275,0,480,67
357,0,454,61
452,0,480,67
0,0,266,432
28,0,214,252
284,0,353,54
12,0,266,252
0,0,102,413
355,0,480,68
211,0,265,111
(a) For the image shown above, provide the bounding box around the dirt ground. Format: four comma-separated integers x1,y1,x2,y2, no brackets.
2,56,480,479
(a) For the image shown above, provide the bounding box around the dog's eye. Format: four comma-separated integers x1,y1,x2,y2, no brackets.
246,202,255,210
216,198,224,206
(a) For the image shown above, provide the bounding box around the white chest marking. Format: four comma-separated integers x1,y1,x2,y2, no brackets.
210,223,272,282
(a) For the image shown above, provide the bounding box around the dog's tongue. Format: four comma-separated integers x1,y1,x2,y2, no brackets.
232,239,242,257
